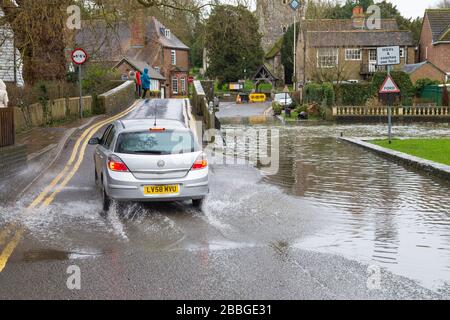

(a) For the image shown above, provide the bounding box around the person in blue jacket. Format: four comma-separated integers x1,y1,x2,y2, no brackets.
141,68,151,99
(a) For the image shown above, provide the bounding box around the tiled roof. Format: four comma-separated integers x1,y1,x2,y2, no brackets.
151,17,189,50
74,16,189,63
308,30,414,47
114,58,166,80
306,19,399,31
402,61,446,75
425,9,450,43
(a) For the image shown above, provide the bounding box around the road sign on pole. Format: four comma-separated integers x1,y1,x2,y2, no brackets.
379,75,400,94
377,46,400,66
71,49,88,119
379,74,400,144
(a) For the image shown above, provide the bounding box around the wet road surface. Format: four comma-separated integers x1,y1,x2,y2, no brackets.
0,101,449,299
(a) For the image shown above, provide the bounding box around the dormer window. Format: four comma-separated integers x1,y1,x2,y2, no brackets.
165,29,171,39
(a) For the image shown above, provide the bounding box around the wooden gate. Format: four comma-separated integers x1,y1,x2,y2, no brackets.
0,108,15,147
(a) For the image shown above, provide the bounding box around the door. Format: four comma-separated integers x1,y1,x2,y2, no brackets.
95,125,115,180
369,49,377,73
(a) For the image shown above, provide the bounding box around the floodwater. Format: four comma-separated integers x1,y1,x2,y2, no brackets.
1,119,449,298
218,121,450,291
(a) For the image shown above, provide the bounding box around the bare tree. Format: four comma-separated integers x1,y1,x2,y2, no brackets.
435,0,450,8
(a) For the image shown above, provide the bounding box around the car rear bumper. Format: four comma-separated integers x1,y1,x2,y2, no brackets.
104,169,209,202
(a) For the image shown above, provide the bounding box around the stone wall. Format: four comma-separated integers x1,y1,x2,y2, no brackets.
256,0,298,53
13,96,93,132
97,81,135,115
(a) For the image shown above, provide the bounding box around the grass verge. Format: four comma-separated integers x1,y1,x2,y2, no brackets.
371,139,450,166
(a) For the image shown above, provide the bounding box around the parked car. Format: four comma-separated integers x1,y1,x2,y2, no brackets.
272,93,293,109
89,119,209,212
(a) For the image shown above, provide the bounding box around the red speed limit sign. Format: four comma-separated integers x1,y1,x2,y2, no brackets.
71,48,88,65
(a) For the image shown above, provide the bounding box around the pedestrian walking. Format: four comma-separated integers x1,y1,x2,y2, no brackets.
0,80,9,108
135,70,142,98
141,68,151,99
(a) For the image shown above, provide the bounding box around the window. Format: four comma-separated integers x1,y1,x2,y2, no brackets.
282,26,287,33
101,125,113,146
317,48,338,68
345,48,361,61
181,77,186,94
171,50,176,65
400,48,405,58
165,29,171,39
172,78,179,95
115,130,199,155
104,127,116,150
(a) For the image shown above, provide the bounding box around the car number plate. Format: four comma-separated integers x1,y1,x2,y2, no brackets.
144,185,179,195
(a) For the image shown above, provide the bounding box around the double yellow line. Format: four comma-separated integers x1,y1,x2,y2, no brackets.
0,101,139,272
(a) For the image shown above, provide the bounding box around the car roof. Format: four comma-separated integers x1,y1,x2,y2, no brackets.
114,119,189,132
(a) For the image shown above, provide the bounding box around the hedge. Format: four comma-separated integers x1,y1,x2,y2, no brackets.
335,83,371,106
304,83,324,104
370,71,415,106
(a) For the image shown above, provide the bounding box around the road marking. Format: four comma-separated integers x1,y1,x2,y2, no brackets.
0,229,23,272
0,101,140,273
0,225,13,247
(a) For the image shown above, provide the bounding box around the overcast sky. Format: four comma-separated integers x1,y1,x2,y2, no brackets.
233,0,444,19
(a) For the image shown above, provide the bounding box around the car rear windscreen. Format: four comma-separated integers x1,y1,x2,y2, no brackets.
115,130,199,155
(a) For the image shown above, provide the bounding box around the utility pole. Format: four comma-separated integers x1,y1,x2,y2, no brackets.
289,0,301,90
293,12,297,90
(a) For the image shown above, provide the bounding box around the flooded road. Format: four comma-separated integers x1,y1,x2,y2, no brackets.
0,114,449,299
220,121,450,292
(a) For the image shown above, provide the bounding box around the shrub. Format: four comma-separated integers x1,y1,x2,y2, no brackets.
335,83,371,106
82,64,120,96
370,71,414,105
273,103,282,115
415,78,440,96
304,83,323,104
322,82,335,108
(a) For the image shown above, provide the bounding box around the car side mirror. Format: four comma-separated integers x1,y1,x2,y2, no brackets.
89,138,100,145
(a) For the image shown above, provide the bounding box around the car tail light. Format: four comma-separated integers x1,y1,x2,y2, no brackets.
108,155,129,172
192,153,208,170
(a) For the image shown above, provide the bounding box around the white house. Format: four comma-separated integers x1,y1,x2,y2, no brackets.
0,9,24,86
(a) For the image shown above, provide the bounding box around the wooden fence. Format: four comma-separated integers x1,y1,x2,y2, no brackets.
0,108,15,147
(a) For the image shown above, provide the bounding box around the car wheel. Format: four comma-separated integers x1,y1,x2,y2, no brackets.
192,199,204,208
102,184,111,214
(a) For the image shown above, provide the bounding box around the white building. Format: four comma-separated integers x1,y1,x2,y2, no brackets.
0,9,24,86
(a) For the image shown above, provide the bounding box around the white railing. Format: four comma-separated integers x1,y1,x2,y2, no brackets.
333,106,450,117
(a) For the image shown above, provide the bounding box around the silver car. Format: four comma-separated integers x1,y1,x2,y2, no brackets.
89,119,209,211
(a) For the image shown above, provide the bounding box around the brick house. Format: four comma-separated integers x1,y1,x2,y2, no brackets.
418,9,450,82
402,61,447,84
74,14,189,98
296,7,415,84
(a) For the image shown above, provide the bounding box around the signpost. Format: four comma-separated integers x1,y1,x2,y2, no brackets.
71,48,88,119
379,75,400,144
377,46,400,144
289,0,301,90
377,46,400,66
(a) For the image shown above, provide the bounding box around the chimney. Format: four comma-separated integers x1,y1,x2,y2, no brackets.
130,9,146,48
352,6,366,29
